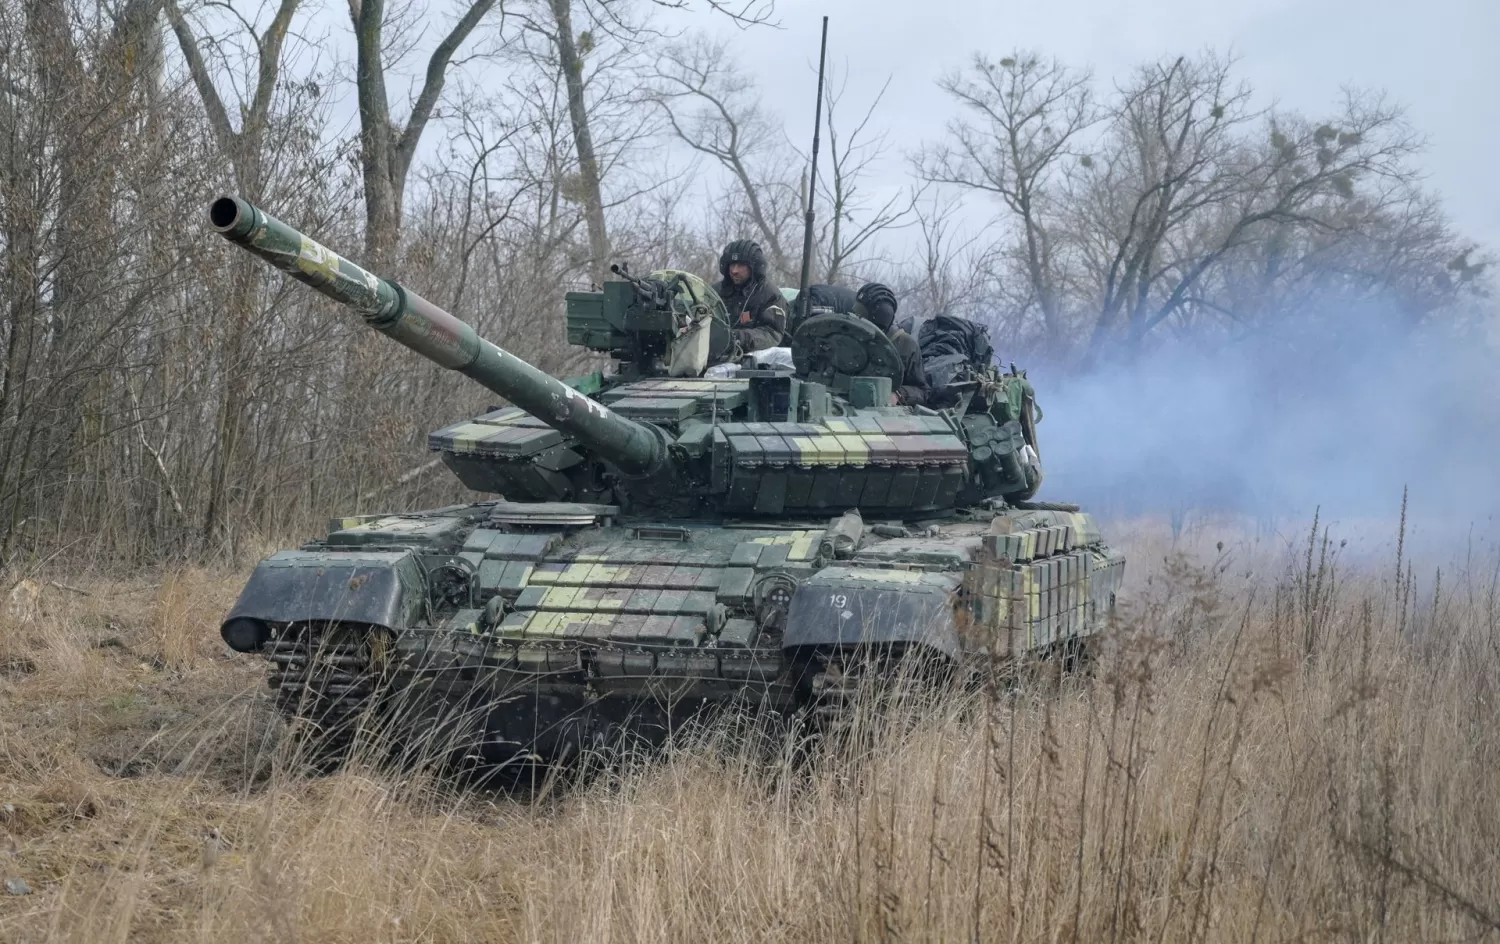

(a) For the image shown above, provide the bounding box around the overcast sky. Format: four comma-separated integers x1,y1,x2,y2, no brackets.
292,0,1497,260
674,0,1499,255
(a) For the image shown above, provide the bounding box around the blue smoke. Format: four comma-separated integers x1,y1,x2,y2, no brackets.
1027,306,1500,535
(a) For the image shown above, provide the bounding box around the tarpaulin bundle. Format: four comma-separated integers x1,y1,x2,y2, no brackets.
918,315,994,386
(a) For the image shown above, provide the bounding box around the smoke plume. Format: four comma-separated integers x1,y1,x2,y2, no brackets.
1029,305,1500,551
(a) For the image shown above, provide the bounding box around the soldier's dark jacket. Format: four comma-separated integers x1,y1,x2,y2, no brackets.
715,240,787,353
853,281,929,408
888,326,929,407
720,279,788,352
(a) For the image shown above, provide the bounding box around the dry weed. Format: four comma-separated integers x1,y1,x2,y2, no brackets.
0,515,1497,943
152,570,227,673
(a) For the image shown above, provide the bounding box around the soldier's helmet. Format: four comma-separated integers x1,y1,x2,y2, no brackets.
855,282,898,330
719,239,768,281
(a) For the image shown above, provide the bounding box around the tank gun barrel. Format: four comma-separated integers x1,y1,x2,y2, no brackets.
209,196,666,476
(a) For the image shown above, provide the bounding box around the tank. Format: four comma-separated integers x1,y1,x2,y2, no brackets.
209,196,1126,768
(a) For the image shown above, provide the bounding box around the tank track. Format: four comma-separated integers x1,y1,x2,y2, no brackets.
800,645,953,739
265,622,377,760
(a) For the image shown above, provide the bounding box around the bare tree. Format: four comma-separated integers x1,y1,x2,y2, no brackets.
349,0,501,263
24,0,165,317
503,0,659,286
1073,53,1425,358
644,0,772,24
892,192,990,324
808,69,917,284
163,0,318,544
164,0,301,195
1,0,225,561
917,51,1097,349
492,0,616,285
544,0,611,283
652,33,800,279
1209,179,1489,342
12,0,165,458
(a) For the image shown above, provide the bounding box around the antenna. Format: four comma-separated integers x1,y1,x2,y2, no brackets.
795,16,830,325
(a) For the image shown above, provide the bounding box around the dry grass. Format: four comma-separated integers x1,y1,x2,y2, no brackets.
2,511,1499,943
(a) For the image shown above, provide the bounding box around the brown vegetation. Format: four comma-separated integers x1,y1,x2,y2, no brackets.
2,516,1498,942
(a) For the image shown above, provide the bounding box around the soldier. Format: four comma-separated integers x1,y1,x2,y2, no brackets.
855,282,928,407
715,239,787,353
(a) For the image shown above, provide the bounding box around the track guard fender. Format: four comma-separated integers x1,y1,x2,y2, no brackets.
220,549,429,650
781,566,962,657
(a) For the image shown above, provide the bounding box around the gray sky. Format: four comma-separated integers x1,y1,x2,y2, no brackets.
292,0,1497,260
688,0,1499,255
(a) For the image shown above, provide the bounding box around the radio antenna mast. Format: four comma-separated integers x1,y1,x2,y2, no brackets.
795,16,830,325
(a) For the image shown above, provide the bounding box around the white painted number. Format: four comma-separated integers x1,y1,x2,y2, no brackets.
829,593,848,608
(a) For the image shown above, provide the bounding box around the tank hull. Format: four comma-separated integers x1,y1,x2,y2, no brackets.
228,502,1124,768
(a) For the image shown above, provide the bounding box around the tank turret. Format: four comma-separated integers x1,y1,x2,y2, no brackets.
211,195,1046,515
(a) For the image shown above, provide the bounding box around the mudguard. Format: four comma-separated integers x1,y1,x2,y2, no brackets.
220,549,429,633
781,566,962,657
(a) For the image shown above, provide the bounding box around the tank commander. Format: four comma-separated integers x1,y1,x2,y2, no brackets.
714,239,787,354
854,282,928,407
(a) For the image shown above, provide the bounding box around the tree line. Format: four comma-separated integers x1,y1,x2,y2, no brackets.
0,0,1490,567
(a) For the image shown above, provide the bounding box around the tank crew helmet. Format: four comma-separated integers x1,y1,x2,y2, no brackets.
719,239,768,282
856,282,898,331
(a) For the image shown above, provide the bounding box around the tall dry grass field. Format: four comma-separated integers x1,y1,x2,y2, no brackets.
1,514,1498,943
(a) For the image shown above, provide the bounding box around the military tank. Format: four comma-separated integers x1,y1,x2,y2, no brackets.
209,195,1125,768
